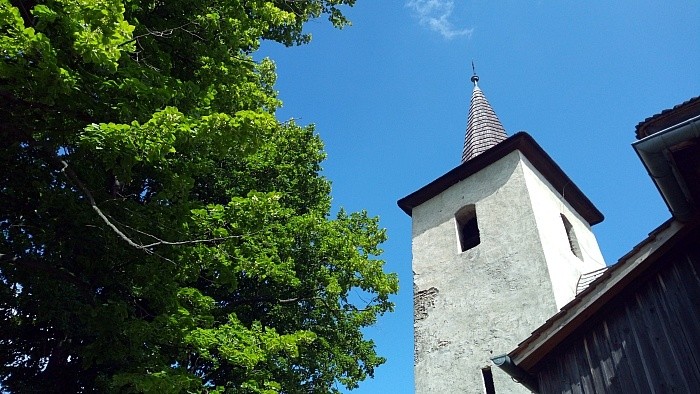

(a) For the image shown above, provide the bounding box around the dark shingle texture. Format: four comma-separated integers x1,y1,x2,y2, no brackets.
462,85,508,162
635,96,700,139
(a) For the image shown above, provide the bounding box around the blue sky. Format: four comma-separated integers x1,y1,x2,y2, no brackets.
259,1,699,392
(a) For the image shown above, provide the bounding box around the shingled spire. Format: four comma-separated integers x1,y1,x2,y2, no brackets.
461,70,508,163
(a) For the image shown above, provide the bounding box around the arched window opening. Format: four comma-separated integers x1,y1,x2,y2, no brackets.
561,214,583,259
456,205,480,252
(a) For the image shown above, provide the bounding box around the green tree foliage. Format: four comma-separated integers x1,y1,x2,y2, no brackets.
0,0,398,392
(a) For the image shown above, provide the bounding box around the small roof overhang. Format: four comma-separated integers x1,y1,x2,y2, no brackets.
633,97,700,221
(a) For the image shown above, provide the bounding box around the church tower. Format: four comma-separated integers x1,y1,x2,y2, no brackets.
398,72,607,393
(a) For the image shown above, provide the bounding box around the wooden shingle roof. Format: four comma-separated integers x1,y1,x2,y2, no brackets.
635,96,700,139
461,75,508,162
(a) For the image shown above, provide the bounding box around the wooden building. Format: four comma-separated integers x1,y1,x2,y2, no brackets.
494,96,700,393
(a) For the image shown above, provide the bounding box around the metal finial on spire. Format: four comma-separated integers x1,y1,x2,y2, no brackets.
471,61,479,86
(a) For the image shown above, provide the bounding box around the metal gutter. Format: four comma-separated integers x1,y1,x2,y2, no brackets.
491,355,539,393
632,114,700,221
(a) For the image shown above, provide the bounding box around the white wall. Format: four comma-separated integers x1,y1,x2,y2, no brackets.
413,151,556,393
411,150,606,393
521,155,606,308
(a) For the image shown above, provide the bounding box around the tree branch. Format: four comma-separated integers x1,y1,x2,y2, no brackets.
0,253,85,287
57,159,242,254
106,210,244,248
59,160,151,252
119,21,202,47
229,295,314,307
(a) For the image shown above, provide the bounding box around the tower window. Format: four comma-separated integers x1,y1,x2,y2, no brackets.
561,214,583,259
482,367,496,394
456,205,480,252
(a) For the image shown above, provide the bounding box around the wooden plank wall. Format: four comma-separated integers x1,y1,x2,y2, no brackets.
535,239,700,394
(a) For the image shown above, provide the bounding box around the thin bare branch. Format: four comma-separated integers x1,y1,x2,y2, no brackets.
57,160,243,255
106,213,244,248
59,160,151,253
119,21,201,47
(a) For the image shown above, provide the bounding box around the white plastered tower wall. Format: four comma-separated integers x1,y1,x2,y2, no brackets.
520,156,606,308
411,150,605,393
405,73,606,393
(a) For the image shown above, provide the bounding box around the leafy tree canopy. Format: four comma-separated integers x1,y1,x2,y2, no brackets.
0,0,398,392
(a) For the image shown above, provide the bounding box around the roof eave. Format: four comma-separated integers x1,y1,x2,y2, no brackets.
508,219,691,373
397,132,604,226
635,96,700,139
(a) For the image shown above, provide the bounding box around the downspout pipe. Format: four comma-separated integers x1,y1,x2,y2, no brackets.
491,354,539,393
632,115,700,222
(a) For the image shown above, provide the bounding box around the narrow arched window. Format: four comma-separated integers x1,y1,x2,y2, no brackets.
561,214,583,259
456,205,480,252
482,367,496,394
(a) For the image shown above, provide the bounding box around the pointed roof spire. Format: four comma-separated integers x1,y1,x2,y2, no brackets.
461,65,508,163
